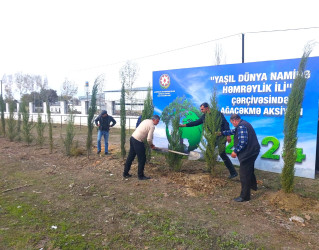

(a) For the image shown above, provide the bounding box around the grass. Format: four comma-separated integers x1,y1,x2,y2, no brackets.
0,198,101,249
217,231,257,250
0,125,318,249
121,209,212,248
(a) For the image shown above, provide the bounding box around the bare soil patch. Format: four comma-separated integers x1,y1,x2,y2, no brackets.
1,126,319,249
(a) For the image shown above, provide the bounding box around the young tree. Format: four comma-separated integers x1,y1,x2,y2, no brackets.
199,89,223,175
167,107,184,171
21,101,34,145
142,85,154,120
281,44,313,193
16,104,22,141
0,95,5,136
36,114,46,146
120,61,139,114
86,76,101,158
120,81,126,159
46,101,53,153
7,101,16,141
142,85,154,162
161,97,191,171
62,114,75,156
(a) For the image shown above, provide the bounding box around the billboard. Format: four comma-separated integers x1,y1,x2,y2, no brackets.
153,57,319,179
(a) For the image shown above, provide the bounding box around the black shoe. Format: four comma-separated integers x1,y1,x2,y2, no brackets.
97,151,101,154
105,152,109,155
123,173,132,178
234,197,249,202
138,176,151,180
251,186,258,191
228,173,238,179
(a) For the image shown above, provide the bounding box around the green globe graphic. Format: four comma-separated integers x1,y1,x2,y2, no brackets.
161,97,203,152
164,110,202,152
180,111,202,151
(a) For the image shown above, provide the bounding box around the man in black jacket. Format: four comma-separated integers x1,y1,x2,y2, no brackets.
179,102,238,179
221,114,260,202
95,110,116,155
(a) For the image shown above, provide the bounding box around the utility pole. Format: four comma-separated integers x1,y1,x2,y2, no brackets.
242,33,245,63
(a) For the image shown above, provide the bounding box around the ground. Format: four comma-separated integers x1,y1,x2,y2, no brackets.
0,125,319,249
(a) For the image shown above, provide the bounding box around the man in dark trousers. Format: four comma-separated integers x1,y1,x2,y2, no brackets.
221,114,260,202
123,115,160,180
179,102,238,179
95,110,116,155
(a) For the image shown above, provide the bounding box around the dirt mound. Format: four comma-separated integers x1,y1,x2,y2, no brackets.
168,172,227,196
267,190,319,215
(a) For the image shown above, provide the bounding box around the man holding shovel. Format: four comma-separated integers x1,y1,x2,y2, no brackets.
179,102,238,179
123,115,160,180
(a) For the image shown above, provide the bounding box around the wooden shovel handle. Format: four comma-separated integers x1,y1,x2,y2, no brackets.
167,149,189,156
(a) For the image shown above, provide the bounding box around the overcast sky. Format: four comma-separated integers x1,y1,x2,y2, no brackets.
1,0,319,97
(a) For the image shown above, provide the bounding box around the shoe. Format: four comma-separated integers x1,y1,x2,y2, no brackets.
123,173,132,178
105,152,109,155
138,176,151,180
251,186,258,191
228,173,238,179
97,151,101,154
233,197,249,202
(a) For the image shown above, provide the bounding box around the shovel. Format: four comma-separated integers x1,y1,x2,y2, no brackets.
153,147,202,161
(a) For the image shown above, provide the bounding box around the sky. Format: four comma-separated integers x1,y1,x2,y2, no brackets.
1,0,319,98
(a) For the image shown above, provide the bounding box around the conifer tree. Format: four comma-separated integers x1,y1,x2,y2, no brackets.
0,96,5,136
21,101,33,145
281,44,313,193
7,101,16,142
142,85,154,162
36,113,46,146
199,89,223,175
86,78,100,158
120,81,126,158
161,97,192,171
16,105,22,141
46,101,53,153
62,114,75,156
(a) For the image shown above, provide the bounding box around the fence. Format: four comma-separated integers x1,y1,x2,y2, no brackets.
3,112,140,132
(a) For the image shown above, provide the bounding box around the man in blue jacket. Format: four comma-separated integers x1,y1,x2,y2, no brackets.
95,110,116,155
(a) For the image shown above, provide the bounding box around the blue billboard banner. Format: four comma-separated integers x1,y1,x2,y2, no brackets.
153,57,319,179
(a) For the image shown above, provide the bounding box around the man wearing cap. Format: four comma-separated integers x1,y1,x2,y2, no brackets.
95,110,116,155
221,114,260,202
123,115,160,180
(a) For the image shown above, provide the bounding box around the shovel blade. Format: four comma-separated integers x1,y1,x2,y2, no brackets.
188,151,203,160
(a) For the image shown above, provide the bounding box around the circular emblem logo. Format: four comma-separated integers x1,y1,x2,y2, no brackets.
159,74,170,89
